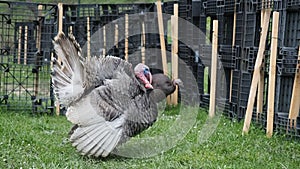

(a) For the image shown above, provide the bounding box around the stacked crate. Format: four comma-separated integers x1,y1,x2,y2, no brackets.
194,0,300,137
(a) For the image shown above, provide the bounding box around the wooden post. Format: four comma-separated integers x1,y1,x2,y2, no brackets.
267,11,279,138
114,24,118,48
58,3,63,34
141,22,146,64
257,69,265,118
125,14,129,61
103,25,106,56
156,0,168,75
87,17,91,61
24,26,28,65
243,9,271,134
34,5,43,99
171,4,179,105
17,26,22,64
288,46,300,128
36,5,43,52
209,20,218,118
230,0,237,102
69,26,73,34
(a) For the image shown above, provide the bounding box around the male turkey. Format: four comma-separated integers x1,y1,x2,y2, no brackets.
51,33,182,157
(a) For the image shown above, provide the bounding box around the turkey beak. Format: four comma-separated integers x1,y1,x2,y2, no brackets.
145,71,152,84
148,72,152,84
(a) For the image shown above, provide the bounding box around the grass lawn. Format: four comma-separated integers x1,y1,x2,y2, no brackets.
0,107,299,169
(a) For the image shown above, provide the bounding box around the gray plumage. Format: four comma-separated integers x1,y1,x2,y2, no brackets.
51,32,180,158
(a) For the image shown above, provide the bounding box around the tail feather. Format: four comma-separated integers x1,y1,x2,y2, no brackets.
51,32,85,106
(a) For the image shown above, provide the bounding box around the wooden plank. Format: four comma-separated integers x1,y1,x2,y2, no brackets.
125,14,129,61
171,3,179,105
266,11,280,138
156,0,168,75
114,24,118,48
141,22,146,64
17,26,22,64
242,9,271,134
24,25,28,65
58,3,63,33
87,17,91,61
209,20,218,118
288,45,300,128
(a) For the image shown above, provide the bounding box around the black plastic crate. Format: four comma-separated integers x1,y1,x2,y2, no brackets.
234,45,242,70
284,10,300,47
242,46,259,72
163,1,192,20
235,12,245,46
257,0,287,11
244,12,260,47
217,14,234,45
275,76,295,113
244,0,259,12
228,102,238,119
203,0,217,15
197,63,205,94
277,47,299,76
231,69,241,104
274,112,300,138
200,93,210,108
287,0,300,9
239,71,252,107
218,45,236,69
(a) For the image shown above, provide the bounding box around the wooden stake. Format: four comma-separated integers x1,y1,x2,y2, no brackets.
69,26,73,34
209,20,218,118
156,0,168,75
36,5,43,52
58,3,63,34
114,24,118,48
141,22,146,64
87,17,91,61
24,25,28,65
267,11,280,138
288,45,300,128
257,68,264,117
171,4,179,105
103,25,106,56
17,26,22,64
230,0,237,102
125,14,129,61
243,9,271,134
257,2,266,121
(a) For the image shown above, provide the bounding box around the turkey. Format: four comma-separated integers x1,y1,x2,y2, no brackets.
51,32,182,157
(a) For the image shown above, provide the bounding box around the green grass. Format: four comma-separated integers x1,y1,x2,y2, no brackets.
0,107,299,169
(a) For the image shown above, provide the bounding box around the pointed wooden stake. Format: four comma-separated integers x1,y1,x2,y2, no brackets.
267,11,280,138
288,46,300,128
209,20,218,118
171,4,179,105
243,9,271,134
156,0,168,76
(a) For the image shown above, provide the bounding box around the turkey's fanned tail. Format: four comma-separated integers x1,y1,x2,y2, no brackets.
51,32,85,106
